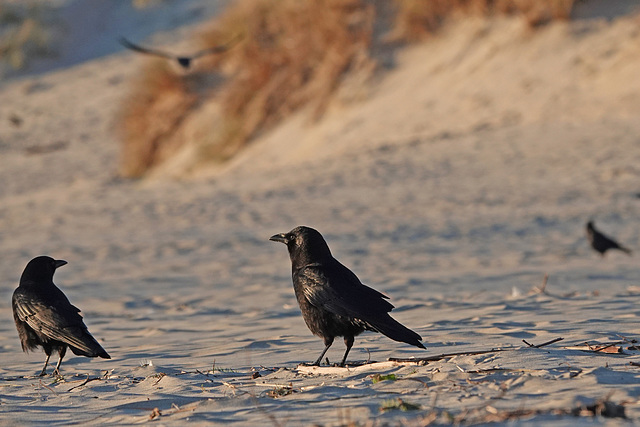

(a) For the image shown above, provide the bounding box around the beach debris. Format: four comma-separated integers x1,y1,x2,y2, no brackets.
265,384,294,398
571,397,626,418
616,334,640,350
297,360,416,375
67,375,103,392
148,407,161,420
565,342,626,354
380,398,421,412
371,373,397,383
523,337,564,348
529,273,549,295
152,372,166,385
389,347,515,363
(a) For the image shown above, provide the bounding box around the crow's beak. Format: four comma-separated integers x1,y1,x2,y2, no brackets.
269,233,288,243
54,259,68,269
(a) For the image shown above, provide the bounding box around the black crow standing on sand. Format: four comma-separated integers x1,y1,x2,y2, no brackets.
12,256,110,376
270,226,425,367
118,36,239,70
586,221,632,256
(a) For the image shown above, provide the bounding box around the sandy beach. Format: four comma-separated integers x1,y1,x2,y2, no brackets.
1,0,640,425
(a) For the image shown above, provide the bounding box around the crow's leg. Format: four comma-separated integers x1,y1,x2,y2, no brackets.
312,337,334,366
339,336,355,367
39,353,52,377
52,346,67,376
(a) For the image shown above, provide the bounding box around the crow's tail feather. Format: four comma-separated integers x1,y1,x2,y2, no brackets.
369,315,425,349
619,246,632,256
68,331,110,358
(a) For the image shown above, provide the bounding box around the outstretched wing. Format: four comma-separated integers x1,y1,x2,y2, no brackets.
118,37,175,59
12,289,106,357
192,34,242,59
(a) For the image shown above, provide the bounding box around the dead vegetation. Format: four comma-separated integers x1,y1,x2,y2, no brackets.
118,0,375,177
392,0,577,41
118,0,579,178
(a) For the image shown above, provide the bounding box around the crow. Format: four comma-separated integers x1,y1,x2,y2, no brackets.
118,35,239,70
12,256,110,376
270,226,425,367
586,221,632,256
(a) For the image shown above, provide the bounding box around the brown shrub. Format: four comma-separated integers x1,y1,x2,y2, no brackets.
391,0,576,41
118,60,199,177
118,0,375,177
118,0,576,177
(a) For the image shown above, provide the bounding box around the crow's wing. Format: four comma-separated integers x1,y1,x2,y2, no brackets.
192,34,241,59
12,289,103,356
297,262,424,346
296,261,424,347
118,37,175,59
297,261,394,321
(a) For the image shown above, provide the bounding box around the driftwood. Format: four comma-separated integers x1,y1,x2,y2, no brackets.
390,337,564,364
523,337,564,348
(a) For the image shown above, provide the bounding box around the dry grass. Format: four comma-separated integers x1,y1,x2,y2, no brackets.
119,0,375,178
0,0,59,72
392,0,577,40
203,0,375,141
118,0,577,178
118,60,201,177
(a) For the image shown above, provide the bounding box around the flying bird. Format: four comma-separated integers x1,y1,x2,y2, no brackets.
118,35,238,69
12,256,110,376
270,226,425,367
586,221,632,256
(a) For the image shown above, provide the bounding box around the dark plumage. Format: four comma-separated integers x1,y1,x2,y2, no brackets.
270,226,425,367
586,221,632,256
12,256,110,376
118,36,238,69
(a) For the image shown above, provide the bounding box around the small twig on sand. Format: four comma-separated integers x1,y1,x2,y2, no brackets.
531,273,549,294
149,408,161,420
592,343,622,353
565,342,625,354
38,379,57,395
153,373,166,385
389,348,514,363
616,334,640,349
68,375,102,391
523,337,564,348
